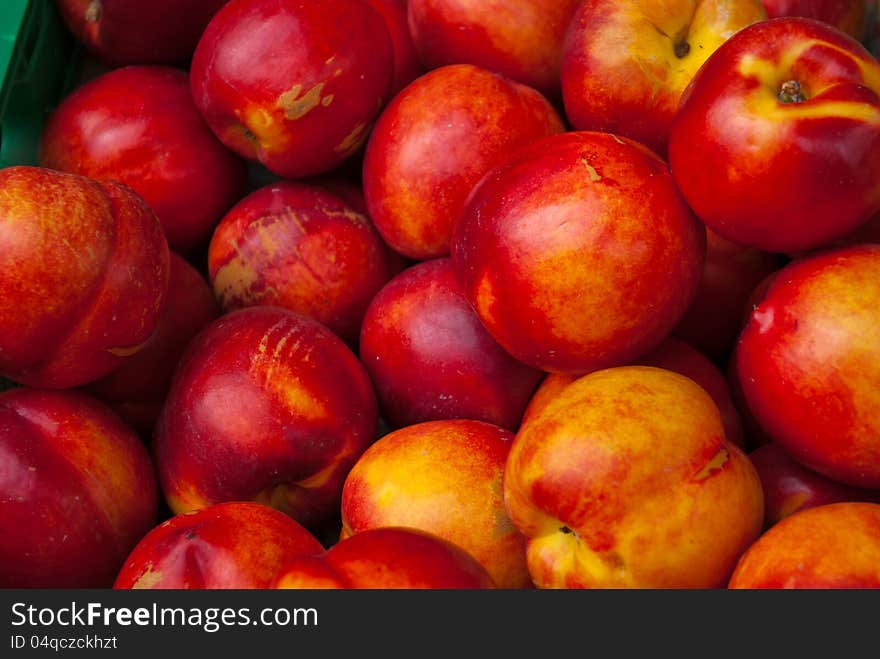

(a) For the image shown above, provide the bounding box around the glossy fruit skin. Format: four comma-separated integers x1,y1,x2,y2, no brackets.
341,419,531,589
760,0,868,40
669,17,880,253
85,252,220,437
0,389,157,588
673,230,781,363
273,527,496,589
55,0,229,66
365,0,424,95
359,258,543,431
114,502,324,589
749,444,880,527
40,66,247,255
562,0,767,155
154,307,378,529
736,245,880,489
208,183,394,345
505,366,764,589
407,0,581,98
190,0,393,179
363,64,565,260
0,167,169,389
728,502,880,588
451,131,706,374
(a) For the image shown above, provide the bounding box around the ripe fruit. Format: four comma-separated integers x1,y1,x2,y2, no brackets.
359,258,542,431
114,502,323,589
154,307,378,529
407,0,581,98
669,17,880,253
562,0,766,155
0,389,157,588
0,166,169,388
40,66,247,254
190,0,394,179
505,366,764,588
451,131,705,374
736,245,880,488
523,338,745,448
341,419,531,588
208,182,395,344
363,64,564,259
729,502,880,588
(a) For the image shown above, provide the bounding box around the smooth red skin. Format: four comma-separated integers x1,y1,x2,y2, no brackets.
40,66,247,255
760,0,867,39
451,131,706,374
55,0,229,66
114,502,323,589
85,253,220,438
669,18,880,253
274,528,495,589
750,444,880,527
728,502,880,588
407,0,581,98
359,259,543,431
190,0,393,179
208,183,394,345
737,245,880,488
365,0,424,95
363,64,565,260
0,167,170,389
673,231,782,364
154,307,378,529
0,389,157,588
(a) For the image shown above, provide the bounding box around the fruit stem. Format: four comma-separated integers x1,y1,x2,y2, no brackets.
778,80,807,104
674,40,691,59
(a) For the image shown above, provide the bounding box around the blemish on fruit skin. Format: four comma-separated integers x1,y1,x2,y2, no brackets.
693,446,729,482
581,159,602,182
334,122,368,154
277,83,327,120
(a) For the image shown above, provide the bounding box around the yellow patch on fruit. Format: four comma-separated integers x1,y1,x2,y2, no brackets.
131,565,165,590
692,446,729,481
334,122,368,154
277,82,329,121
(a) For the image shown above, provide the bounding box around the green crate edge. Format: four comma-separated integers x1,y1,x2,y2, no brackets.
0,0,80,168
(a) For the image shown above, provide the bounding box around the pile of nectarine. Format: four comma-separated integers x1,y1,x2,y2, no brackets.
1,0,880,590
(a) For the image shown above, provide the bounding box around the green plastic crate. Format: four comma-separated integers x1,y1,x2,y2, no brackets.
0,0,79,168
